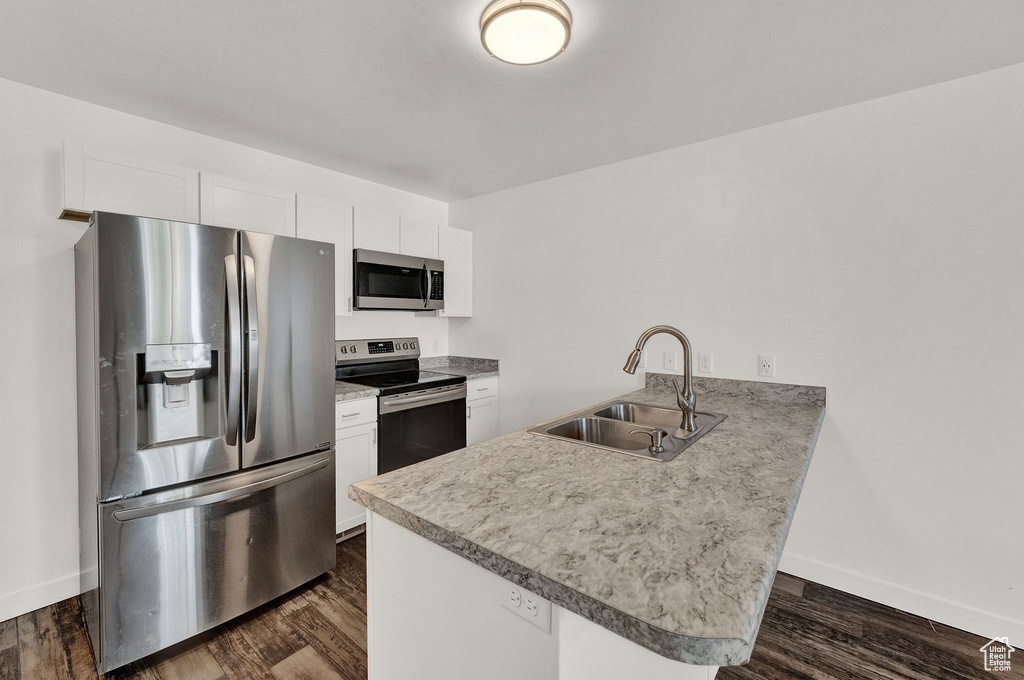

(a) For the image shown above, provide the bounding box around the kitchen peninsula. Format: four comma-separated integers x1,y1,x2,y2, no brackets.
351,373,826,680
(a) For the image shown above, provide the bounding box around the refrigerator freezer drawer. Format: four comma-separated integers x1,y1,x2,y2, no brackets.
91,451,336,673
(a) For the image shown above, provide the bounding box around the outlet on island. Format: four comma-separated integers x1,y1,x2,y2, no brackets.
499,581,551,633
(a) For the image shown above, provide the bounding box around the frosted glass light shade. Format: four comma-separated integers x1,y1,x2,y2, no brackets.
480,0,572,65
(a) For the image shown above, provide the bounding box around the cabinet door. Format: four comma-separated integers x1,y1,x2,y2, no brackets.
438,227,473,317
354,208,399,252
466,396,498,446
60,142,199,222
199,173,296,236
399,217,439,258
297,195,354,316
336,422,377,534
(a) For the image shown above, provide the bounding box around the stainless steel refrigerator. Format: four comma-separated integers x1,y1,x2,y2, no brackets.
75,212,337,673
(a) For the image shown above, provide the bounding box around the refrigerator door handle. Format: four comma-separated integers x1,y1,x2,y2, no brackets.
242,254,259,443
224,255,242,445
111,457,330,521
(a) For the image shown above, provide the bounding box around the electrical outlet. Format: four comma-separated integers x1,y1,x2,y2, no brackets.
758,355,776,378
431,339,441,354
698,352,713,374
664,351,679,370
500,581,551,633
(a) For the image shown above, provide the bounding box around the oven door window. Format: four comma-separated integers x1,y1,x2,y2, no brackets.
356,263,424,300
378,398,467,474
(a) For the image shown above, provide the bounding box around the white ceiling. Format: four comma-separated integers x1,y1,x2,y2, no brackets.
2,1,1024,202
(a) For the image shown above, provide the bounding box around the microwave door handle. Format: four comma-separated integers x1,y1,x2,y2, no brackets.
243,254,259,443
422,262,430,309
224,255,242,446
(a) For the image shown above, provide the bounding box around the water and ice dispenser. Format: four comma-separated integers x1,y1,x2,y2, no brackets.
138,342,219,449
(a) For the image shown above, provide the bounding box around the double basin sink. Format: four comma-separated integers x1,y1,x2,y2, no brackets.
528,401,726,462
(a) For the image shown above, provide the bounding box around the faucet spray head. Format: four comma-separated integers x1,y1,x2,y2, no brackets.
623,349,642,375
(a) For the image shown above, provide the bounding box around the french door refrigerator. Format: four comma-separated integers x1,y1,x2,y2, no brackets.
76,212,336,673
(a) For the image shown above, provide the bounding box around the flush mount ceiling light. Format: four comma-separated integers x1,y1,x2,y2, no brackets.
480,0,572,65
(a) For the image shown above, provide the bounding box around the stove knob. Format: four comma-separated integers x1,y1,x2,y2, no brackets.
410,342,417,349
350,345,357,353
339,346,348,354
403,343,410,350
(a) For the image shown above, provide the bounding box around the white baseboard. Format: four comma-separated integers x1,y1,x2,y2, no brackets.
0,571,81,624
779,552,1024,647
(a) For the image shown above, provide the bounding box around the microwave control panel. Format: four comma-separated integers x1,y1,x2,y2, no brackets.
429,271,444,301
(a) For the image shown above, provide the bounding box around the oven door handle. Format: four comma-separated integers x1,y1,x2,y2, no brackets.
380,384,467,414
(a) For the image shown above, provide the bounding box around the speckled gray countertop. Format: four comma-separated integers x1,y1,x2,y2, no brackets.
334,381,378,402
350,374,824,666
420,356,499,380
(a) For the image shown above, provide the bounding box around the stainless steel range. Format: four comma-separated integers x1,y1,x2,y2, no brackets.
76,212,337,673
336,338,467,473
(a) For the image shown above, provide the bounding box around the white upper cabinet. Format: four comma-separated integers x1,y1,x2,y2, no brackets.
438,227,473,317
60,142,200,222
353,208,399,252
399,217,439,259
296,194,354,317
199,173,296,236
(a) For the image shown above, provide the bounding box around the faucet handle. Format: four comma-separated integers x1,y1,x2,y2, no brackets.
630,428,666,454
672,377,695,409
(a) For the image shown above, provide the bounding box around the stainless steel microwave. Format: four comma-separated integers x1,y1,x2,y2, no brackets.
353,248,444,311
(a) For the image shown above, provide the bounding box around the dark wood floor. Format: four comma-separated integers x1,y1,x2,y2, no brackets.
0,536,368,680
719,573,1022,680
0,536,1016,679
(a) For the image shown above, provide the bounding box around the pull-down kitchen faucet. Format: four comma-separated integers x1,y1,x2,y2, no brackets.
623,325,700,438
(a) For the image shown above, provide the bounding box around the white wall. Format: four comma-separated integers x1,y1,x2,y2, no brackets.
450,63,1024,644
0,77,448,622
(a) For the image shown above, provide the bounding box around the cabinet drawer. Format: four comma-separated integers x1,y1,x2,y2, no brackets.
335,397,377,429
466,377,499,402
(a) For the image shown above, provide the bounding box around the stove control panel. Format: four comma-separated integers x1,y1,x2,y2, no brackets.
368,341,395,355
335,337,420,365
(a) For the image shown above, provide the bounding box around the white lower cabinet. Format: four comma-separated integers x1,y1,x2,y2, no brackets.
335,398,378,535
466,377,499,446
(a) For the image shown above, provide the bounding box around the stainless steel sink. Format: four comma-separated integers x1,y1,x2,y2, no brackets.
592,403,694,431
528,401,726,462
545,417,668,454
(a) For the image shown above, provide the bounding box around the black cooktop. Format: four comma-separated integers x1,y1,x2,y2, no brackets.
342,369,466,396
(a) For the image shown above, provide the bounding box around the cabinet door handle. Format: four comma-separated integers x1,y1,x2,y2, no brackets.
467,405,472,420
341,412,359,419
476,387,489,392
